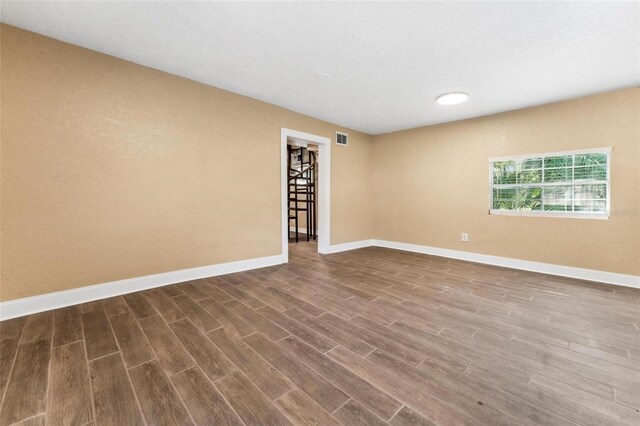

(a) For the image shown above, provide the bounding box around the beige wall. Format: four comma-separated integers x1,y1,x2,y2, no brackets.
0,25,374,301
373,88,640,276
2,25,638,303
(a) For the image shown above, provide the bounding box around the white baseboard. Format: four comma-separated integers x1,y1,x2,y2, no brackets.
329,239,374,253
3,238,638,320
372,239,640,289
0,254,284,321
289,226,317,234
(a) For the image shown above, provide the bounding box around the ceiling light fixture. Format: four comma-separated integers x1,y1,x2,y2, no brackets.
436,92,469,105
317,72,331,80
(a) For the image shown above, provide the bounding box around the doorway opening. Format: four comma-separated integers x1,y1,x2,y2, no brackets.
280,128,331,263
287,141,318,243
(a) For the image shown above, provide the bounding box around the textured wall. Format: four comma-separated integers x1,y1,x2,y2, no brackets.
373,88,640,275
0,25,373,301
2,24,637,303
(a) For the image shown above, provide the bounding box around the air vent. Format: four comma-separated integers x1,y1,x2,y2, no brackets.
336,132,348,146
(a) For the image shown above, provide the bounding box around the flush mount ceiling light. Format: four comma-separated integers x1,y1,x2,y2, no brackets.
317,72,331,80
436,92,469,105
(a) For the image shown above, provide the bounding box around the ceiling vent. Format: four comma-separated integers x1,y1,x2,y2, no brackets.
336,132,348,146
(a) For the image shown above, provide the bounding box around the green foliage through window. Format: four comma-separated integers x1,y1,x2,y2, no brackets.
490,150,609,216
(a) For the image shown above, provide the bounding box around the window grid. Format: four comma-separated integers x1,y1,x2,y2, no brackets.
489,148,610,218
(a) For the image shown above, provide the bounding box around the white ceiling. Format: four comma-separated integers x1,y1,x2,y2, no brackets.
2,1,638,135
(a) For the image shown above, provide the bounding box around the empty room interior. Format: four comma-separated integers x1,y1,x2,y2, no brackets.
1,2,639,426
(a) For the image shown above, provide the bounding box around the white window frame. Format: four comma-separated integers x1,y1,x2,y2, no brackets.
489,147,611,220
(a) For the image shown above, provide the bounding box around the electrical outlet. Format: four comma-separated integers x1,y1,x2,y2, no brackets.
461,233,469,242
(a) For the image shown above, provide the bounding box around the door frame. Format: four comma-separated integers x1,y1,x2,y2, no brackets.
281,128,331,263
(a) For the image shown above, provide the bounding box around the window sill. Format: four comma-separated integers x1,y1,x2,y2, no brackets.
489,209,609,220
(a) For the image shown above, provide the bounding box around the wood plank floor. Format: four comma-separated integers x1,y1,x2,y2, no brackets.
1,241,639,425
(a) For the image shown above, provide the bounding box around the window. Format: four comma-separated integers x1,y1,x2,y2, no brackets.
489,148,610,219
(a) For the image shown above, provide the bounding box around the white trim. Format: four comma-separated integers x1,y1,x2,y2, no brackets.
489,147,611,218
289,226,319,234
0,254,283,320
281,128,331,263
318,237,639,288
329,240,374,253
489,209,609,220
371,240,640,289
325,238,639,288
3,238,638,320
488,146,612,162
